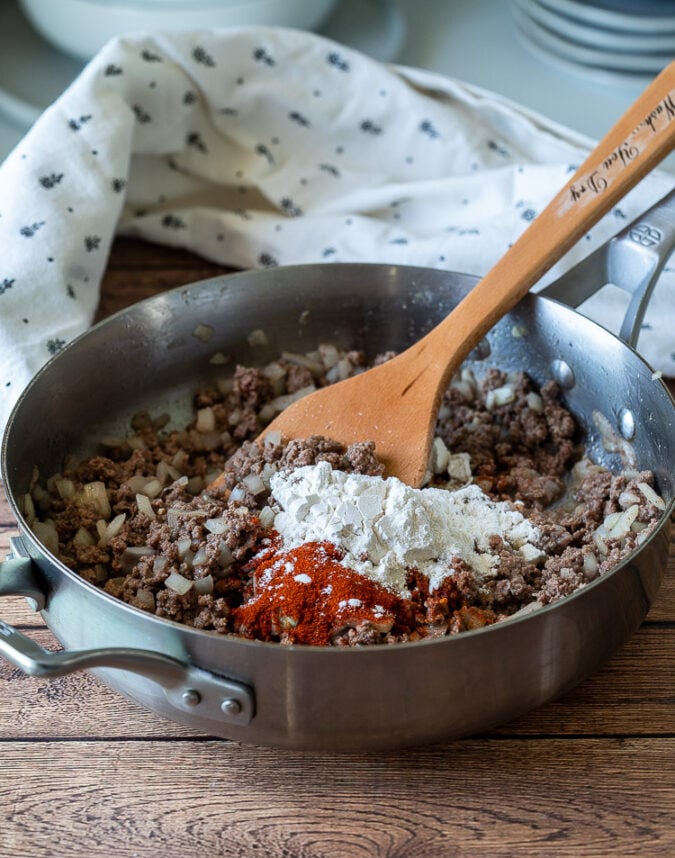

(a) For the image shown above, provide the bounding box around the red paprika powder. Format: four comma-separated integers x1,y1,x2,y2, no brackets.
233,540,413,646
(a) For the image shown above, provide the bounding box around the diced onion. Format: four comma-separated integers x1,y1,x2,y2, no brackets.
134,589,156,611
153,556,168,574
593,529,609,556
450,380,474,402
429,437,450,474
100,436,128,448
582,553,598,578
270,385,316,413
81,481,111,519
205,517,227,534
606,505,639,539
263,361,287,382
526,392,544,412
447,452,472,485
143,478,163,499
135,493,156,520
519,543,546,564
460,367,477,387
593,410,638,469
94,564,109,583
263,430,282,447
121,546,155,572
32,520,59,555
637,482,666,511
485,384,515,410
325,365,341,384
319,343,339,369
188,429,205,451
99,512,126,546
193,323,213,342
216,377,234,395
259,506,275,528
258,403,277,423
171,451,189,471
219,542,234,567
618,490,640,509
203,469,221,487
73,526,95,547
194,575,214,595
336,358,353,381
126,436,147,451
192,546,209,567
166,506,206,528
156,461,181,485
55,478,76,499
247,328,268,347
125,475,149,494
21,493,36,526
176,538,192,558
196,406,216,433
281,350,322,375
603,511,623,531
165,572,193,595
243,473,266,495
571,458,606,483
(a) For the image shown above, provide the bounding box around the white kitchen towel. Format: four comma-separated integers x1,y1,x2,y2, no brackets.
0,26,673,435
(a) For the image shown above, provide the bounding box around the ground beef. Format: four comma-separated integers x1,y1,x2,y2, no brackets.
439,375,580,508
285,363,315,393
27,346,666,647
278,437,383,476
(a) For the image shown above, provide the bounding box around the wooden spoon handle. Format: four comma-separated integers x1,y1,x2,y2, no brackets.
419,60,675,383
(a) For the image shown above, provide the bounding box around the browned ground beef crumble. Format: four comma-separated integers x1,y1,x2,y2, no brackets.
25,348,664,646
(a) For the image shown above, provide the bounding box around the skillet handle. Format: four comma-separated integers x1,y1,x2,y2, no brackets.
539,188,675,348
0,538,254,726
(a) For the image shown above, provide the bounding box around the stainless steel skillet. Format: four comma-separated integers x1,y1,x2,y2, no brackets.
0,192,673,751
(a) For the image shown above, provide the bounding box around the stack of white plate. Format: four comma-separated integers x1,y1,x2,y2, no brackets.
511,0,675,86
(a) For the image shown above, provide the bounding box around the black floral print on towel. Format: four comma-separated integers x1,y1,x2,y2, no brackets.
39,174,64,189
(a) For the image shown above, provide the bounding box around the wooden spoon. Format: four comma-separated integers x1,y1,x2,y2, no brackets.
214,61,675,490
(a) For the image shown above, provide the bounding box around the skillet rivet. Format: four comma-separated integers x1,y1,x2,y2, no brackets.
469,338,491,361
221,698,242,716
618,408,636,441
550,359,575,390
182,689,201,707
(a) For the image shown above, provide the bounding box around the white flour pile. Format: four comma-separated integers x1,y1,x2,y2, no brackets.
269,462,542,596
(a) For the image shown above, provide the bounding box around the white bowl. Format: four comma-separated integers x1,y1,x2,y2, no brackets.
19,0,338,61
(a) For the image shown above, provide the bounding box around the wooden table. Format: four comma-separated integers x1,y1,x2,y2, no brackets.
1,239,673,857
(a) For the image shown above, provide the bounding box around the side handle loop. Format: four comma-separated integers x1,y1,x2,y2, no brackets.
0,537,255,726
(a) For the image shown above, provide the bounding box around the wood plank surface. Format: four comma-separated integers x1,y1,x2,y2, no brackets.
2,739,673,858
1,238,673,857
